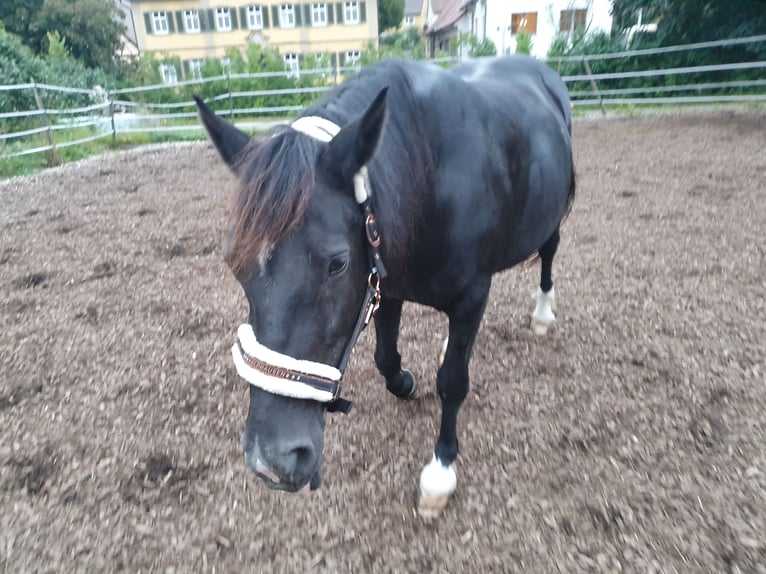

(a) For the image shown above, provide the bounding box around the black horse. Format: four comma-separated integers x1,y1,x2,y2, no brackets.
196,56,574,517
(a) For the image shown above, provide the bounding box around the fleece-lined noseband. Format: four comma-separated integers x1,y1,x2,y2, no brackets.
230,116,387,414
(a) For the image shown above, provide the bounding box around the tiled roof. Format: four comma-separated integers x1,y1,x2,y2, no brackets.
428,0,472,33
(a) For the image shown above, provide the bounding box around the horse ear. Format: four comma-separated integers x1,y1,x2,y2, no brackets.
322,87,388,184
194,95,250,170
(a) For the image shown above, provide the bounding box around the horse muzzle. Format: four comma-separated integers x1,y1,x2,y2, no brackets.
241,433,322,494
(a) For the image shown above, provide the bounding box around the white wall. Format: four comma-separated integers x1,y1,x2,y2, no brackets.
485,0,613,58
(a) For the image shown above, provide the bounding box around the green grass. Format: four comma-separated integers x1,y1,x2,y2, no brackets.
0,121,277,179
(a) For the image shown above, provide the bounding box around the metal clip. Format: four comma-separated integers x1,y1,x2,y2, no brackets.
364,270,381,324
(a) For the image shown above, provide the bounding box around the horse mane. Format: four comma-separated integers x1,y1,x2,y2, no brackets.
226,60,433,275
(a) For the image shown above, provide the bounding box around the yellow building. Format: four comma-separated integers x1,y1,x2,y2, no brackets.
129,1,379,80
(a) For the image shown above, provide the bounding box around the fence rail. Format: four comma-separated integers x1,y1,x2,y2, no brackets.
2,35,765,162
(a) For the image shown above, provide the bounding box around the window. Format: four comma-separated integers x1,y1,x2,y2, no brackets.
312,3,327,26
404,15,415,26
159,64,177,84
284,53,299,77
510,12,537,34
343,1,359,24
247,5,264,29
188,59,204,79
184,10,200,33
559,9,587,33
152,11,169,34
279,4,295,27
345,50,361,66
216,7,232,31
221,57,231,70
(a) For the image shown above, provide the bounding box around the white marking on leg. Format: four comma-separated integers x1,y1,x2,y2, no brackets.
418,454,456,518
438,336,449,366
531,286,556,335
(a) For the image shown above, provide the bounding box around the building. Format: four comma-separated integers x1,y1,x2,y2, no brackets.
128,1,379,81
402,0,428,30
426,0,613,59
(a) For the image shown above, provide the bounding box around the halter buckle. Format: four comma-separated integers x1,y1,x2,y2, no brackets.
364,270,382,325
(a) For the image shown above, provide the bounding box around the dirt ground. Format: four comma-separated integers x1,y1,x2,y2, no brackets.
1,110,765,573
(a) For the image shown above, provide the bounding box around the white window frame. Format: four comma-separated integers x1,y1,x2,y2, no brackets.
188,59,204,79
159,64,177,84
311,3,327,26
183,9,201,33
404,15,415,26
247,5,264,30
216,7,232,32
345,50,361,66
284,53,299,77
152,11,169,34
279,4,296,28
343,1,359,24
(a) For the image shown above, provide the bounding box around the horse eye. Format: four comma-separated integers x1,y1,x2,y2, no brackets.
328,256,348,276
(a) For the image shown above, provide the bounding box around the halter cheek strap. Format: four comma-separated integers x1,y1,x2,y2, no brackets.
229,115,388,414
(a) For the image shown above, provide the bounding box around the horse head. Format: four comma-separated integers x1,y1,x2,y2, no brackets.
195,90,388,494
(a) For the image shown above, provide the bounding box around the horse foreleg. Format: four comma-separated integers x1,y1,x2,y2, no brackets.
418,280,490,518
374,297,417,399
531,228,560,336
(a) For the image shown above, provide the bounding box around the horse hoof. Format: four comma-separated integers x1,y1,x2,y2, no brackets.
530,317,553,336
400,369,417,399
387,369,417,399
417,491,450,518
417,455,456,518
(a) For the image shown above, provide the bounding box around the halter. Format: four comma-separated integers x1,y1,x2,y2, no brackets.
231,116,388,414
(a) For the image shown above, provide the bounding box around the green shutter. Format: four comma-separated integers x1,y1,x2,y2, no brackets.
359,1,365,23
231,8,239,29
240,7,247,28
304,4,311,26
272,5,279,27
144,12,153,34
295,4,302,26
182,60,190,76
208,9,216,30
263,5,270,27
327,3,334,24
199,9,207,31
167,12,176,33
330,52,337,68
336,2,343,23
176,11,184,32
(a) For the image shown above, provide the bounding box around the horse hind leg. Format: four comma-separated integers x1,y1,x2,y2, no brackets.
531,228,560,336
374,297,417,399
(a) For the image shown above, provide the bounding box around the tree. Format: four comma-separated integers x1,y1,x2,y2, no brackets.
378,0,405,33
28,0,126,71
611,0,766,57
0,0,43,48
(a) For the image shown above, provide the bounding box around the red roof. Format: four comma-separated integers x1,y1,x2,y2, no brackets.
427,0,472,33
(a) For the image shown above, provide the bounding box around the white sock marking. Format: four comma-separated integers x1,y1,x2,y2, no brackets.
439,336,449,366
419,454,457,498
532,286,556,325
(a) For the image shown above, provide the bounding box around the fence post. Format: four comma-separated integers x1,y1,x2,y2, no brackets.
109,91,117,147
31,78,60,166
581,58,606,117
227,70,234,119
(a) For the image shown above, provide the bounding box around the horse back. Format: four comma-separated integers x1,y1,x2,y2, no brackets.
408,57,574,280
